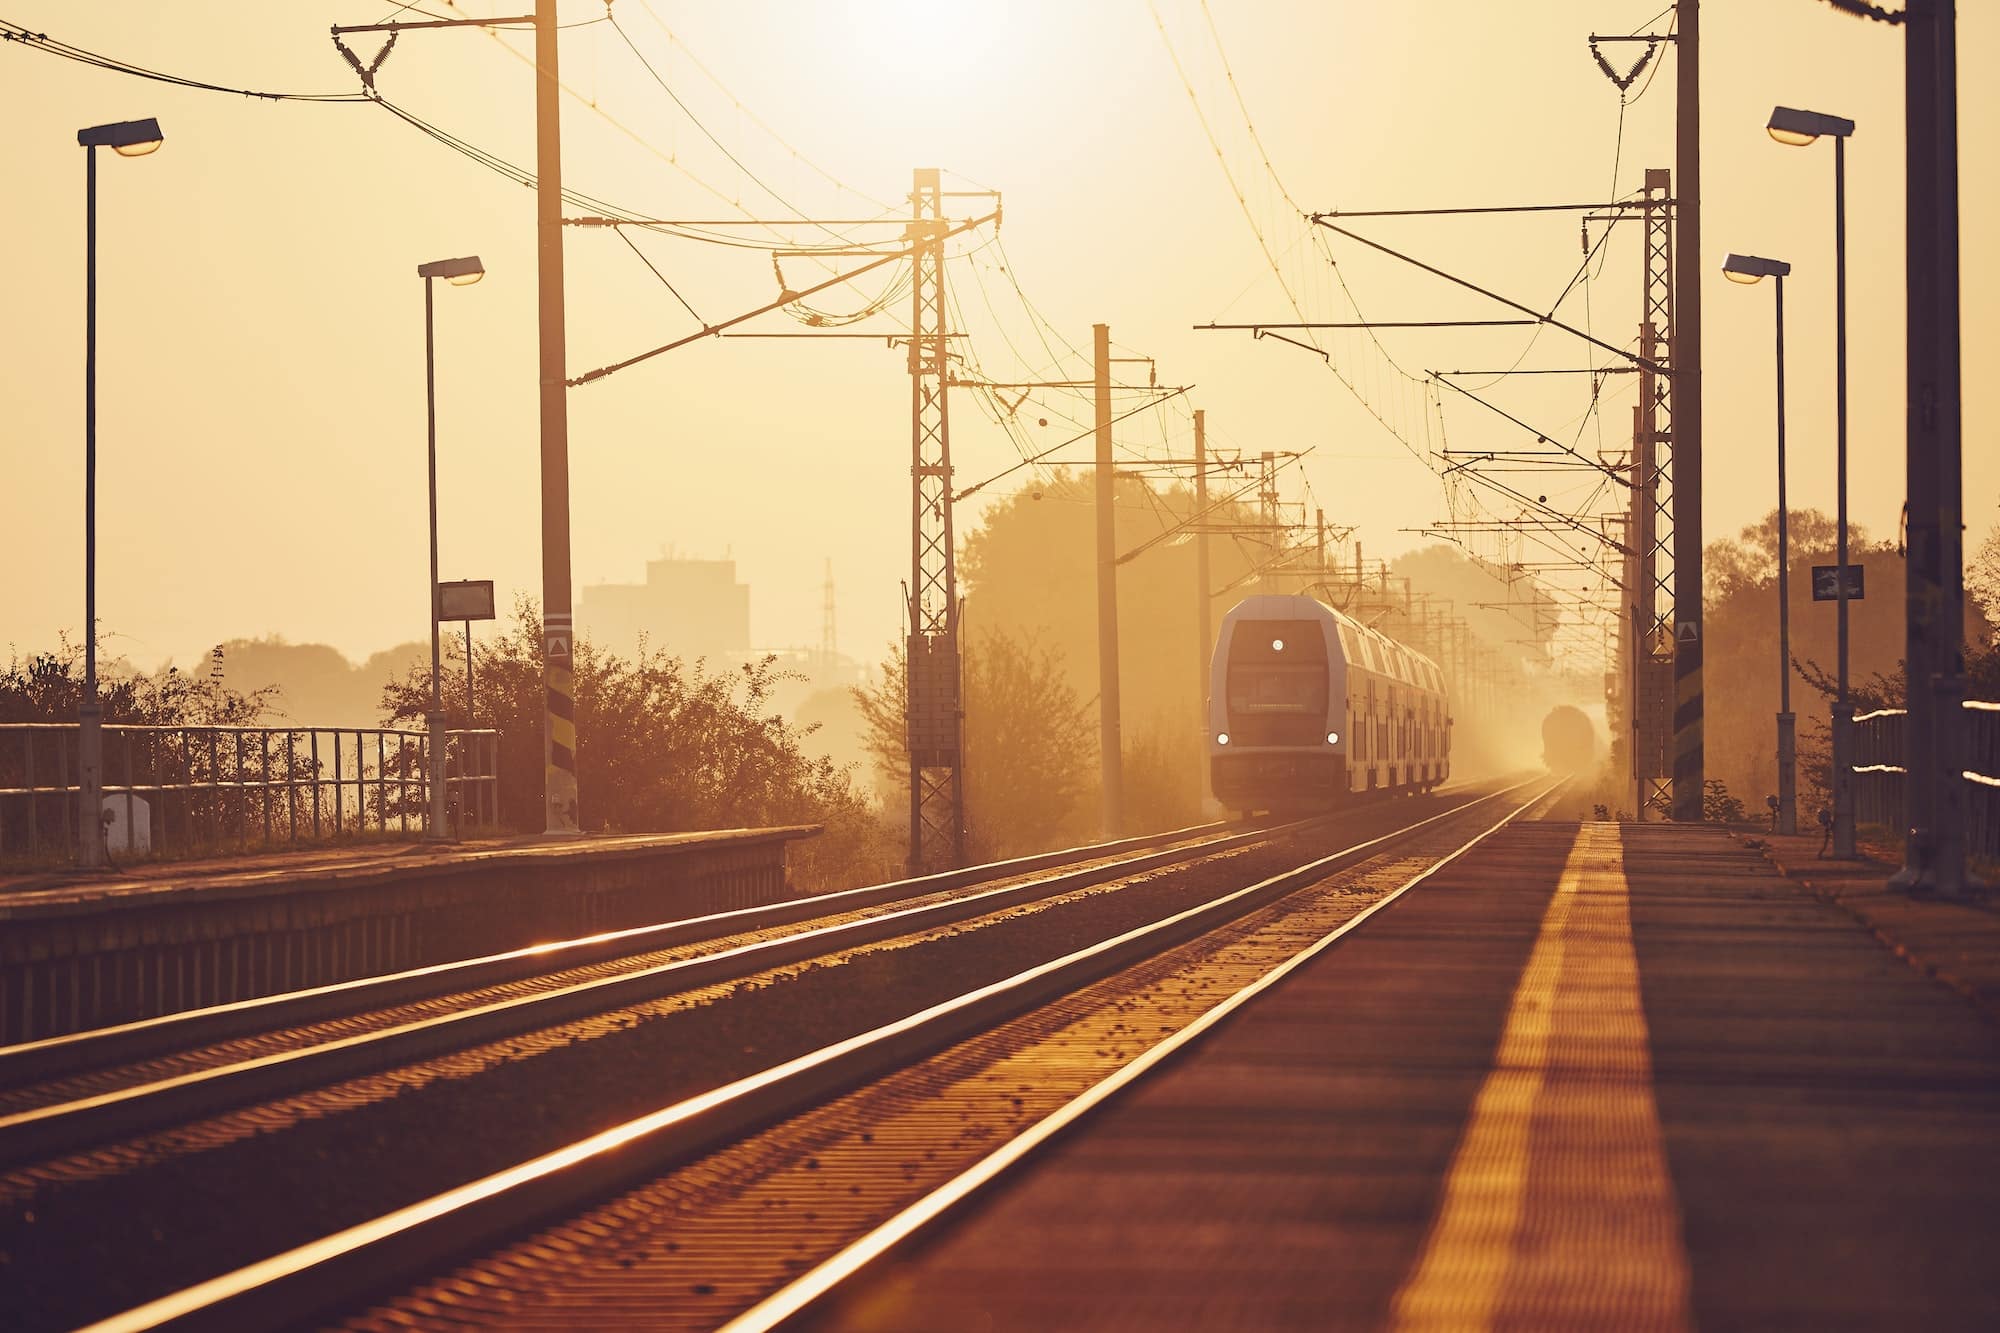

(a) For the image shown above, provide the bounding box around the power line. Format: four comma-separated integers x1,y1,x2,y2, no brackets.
2,22,372,101
613,227,703,324
607,13,838,235
630,0,894,212
1148,1,1437,476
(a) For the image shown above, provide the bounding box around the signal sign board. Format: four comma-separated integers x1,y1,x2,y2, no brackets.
1811,565,1864,601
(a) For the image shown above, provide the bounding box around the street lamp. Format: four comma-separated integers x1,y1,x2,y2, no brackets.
1768,104,1858,856
75,117,164,869
416,255,485,841
1723,252,1797,836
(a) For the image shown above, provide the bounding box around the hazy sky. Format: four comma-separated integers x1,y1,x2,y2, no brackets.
3,1,1994,677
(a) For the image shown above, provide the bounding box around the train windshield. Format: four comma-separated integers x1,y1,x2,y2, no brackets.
1226,619,1329,714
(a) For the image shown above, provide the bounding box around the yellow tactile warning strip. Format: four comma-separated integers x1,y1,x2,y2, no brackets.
1389,822,1690,1331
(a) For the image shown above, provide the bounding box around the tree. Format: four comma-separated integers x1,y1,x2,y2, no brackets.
854,629,1095,862
1969,524,2000,631
954,470,1266,831
2,637,272,727
1705,508,1860,603
2,638,279,857
381,603,898,891
1692,505,1989,818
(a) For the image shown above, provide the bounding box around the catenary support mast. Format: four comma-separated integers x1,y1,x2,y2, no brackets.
1893,0,1968,894
1670,0,1706,820
905,168,965,873
1094,323,1126,838
536,0,580,834
1194,408,1213,806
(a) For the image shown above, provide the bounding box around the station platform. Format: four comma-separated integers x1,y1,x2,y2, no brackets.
806,820,2000,1331
0,825,818,1045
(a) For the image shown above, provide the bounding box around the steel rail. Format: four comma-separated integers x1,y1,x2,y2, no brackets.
0,813,1332,1165
725,778,1556,1332
76,777,1546,1333
0,815,1245,1089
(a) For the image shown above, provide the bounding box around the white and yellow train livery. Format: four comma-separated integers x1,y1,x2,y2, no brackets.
1207,593,1451,813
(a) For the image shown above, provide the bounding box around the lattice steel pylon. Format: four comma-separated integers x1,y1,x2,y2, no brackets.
904,168,965,873
1630,167,1677,818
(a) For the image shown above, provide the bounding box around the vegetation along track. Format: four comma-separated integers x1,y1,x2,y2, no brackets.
44,775,1553,1333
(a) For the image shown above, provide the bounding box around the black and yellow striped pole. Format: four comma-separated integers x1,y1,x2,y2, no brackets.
536,0,581,834
1670,0,1706,822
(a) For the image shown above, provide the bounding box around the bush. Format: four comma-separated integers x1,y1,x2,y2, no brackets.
855,630,1095,863
381,603,896,892
1702,779,1749,824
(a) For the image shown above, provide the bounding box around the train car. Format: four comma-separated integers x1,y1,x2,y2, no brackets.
1207,593,1451,813
1540,704,1599,775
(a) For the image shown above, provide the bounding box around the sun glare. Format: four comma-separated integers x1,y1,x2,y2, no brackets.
838,0,1006,89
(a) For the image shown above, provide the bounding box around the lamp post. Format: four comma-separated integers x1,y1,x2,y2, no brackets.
1768,104,1857,855
74,117,164,870
1724,252,1797,835
416,255,485,842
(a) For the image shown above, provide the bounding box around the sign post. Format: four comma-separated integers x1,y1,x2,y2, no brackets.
435,579,496,832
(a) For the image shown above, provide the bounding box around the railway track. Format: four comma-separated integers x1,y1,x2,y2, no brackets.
51,774,1556,1333
0,814,1284,1167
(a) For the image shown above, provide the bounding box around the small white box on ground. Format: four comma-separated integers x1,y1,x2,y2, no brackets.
104,795,151,855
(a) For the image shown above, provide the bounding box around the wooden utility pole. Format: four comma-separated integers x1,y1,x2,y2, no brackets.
1094,323,1125,837
1670,0,1706,821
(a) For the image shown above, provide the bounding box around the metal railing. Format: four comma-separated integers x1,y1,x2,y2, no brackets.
0,724,500,865
1849,700,2000,860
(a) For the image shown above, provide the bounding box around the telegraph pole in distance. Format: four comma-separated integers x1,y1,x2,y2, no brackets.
1095,322,1125,837
1892,0,1968,894
1670,0,1706,822
1194,408,1213,806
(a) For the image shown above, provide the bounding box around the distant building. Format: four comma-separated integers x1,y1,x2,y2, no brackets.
580,556,750,662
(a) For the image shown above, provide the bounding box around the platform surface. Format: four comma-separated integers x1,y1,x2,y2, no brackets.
0,825,818,919
805,820,2000,1331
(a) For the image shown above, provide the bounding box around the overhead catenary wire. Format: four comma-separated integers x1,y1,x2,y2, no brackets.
1163,0,1662,670
400,0,910,326
630,0,895,212
1148,0,1437,476
614,227,704,324
2,21,372,101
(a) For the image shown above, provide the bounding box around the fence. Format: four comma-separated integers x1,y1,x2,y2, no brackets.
1849,699,2000,861
0,723,500,865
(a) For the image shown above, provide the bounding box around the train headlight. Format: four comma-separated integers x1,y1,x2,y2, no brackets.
1216,732,1230,746
1271,638,1285,652
1326,731,1340,745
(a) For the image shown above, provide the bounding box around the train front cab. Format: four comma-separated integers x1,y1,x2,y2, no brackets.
1208,603,1346,812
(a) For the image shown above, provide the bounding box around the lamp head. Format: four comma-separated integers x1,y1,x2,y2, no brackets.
1767,106,1855,147
78,118,164,156
1722,253,1791,285
417,255,486,285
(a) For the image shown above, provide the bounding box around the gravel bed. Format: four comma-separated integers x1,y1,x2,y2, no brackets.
0,795,1465,1330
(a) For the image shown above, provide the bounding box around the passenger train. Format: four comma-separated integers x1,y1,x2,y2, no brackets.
1207,594,1451,813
